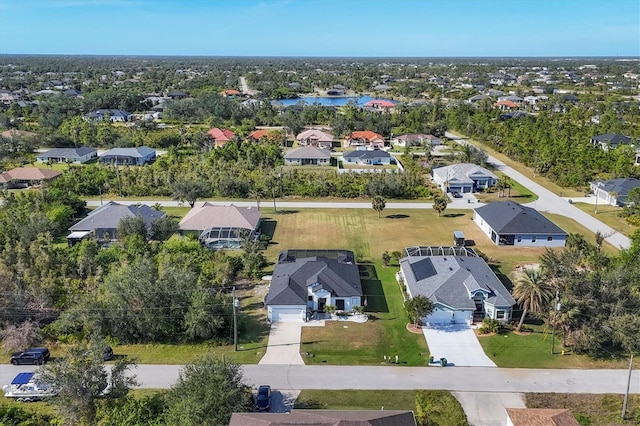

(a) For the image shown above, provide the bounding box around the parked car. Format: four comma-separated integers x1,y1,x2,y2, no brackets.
103,346,114,361
255,385,271,412
10,348,49,366
451,192,463,198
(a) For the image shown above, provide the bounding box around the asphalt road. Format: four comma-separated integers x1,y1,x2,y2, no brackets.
3,364,637,394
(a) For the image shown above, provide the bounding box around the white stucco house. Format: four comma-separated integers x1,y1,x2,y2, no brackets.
398,246,515,325
432,163,498,194
590,178,640,207
284,146,332,166
264,249,364,322
474,201,567,247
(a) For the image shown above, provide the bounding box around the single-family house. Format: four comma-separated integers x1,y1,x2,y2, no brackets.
265,249,364,322
431,163,498,194
248,129,270,141
590,133,634,151
221,89,241,97
178,203,261,250
363,99,396,110
468,94,491,103
494,100,518,110
345,131,385,148
230,410,417,426
296,129,334,149
99,146,156,165
67,201,166,245
85,109,134,122
167,91,188,100
0,167,62,189
37,147,97,164
474,201,568,247
398,246,516,324
392,134,440,147
590,178,640,207
505,408,579,426
342,149,392,166
284,147,332,166
207,128,235,148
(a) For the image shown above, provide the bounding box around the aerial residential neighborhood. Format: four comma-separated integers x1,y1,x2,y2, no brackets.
0,0,639,425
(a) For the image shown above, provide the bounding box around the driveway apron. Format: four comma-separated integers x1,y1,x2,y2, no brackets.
453,391,525,426
422,324,496,367
259,322,304,365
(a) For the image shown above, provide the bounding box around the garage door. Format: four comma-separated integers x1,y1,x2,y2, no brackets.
270,307,304,322
423,308,453,324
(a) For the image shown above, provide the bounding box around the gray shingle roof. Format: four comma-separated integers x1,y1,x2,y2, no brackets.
474,201,567,235
592,178,640,205
432,163,498,185
285,147,332,160
343,150,391,160
69,201,165,232
591,133,633,147
39,147,96,159
400,250,515,310
100,146,155,158
265,254,362,306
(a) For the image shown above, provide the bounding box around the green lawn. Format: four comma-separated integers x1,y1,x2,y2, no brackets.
478,323,637,369
300,260,429,366
295,390,417,410
573,201,638,238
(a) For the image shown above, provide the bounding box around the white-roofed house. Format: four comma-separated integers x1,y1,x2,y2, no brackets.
431,163,498,194
296,129,334,149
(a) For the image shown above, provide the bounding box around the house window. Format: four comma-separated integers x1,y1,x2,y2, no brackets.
547,236,553,241
532,236,537,243
496,310,505,319
308,296,313,301
336,300,345,310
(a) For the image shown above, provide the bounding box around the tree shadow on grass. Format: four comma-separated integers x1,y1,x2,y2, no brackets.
386,214,410,219
275,209,298,215
443,213,465,218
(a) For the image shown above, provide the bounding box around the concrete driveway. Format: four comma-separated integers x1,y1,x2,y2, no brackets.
453,391,525,426
422,324,496,367
259,322,304,365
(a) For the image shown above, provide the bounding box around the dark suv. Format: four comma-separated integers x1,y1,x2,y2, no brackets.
255,385,271,412
10,347,50,365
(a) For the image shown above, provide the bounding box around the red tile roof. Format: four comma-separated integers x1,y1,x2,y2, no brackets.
494,100,518,108
349,130,385,141
364,99,395,108
221,89,241,96
248,129,270,140
207,128,235,141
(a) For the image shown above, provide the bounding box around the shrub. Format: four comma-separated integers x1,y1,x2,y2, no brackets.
478,317,500,334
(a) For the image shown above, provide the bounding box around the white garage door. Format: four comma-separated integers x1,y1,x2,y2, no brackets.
423,308,453,325
270,307,304,322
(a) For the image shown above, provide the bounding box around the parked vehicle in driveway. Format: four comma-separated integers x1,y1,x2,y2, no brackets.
10,348,50,365
255,385,271,411
451,192,463,198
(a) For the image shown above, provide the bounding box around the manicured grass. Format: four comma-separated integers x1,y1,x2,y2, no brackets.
477,324,636,369
526,393,640,425
294,389,417,410
160,206,190,220
541,212,619,255
573,202,637,238
475,174,538,203
300,260,429,366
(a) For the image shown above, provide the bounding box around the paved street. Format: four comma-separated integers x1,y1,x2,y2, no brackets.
444,132,630,249
2,364,637,394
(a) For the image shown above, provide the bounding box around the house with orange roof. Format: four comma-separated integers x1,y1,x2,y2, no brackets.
221,89,241,97
364,99,396,110
0,167,62,189
345,130,386,148
494,100,518,110
207,128,235,148
248,129,270,141
506,408,579,426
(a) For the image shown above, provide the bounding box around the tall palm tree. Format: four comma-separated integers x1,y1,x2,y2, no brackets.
512,267,552,332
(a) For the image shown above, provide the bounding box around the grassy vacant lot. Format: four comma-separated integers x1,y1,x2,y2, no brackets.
295,389,468,425
526,393,640,425
300,260,428,366
573,201,638,238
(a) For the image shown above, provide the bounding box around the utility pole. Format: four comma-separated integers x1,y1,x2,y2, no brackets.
622,353,634,420
233,286,238,352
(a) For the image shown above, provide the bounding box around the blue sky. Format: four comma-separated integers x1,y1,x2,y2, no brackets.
0,0,638,57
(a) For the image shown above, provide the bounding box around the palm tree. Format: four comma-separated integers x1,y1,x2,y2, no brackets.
502,176,514,198
512,267,552,332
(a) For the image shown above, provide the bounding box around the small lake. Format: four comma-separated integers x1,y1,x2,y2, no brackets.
272,96,396,107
